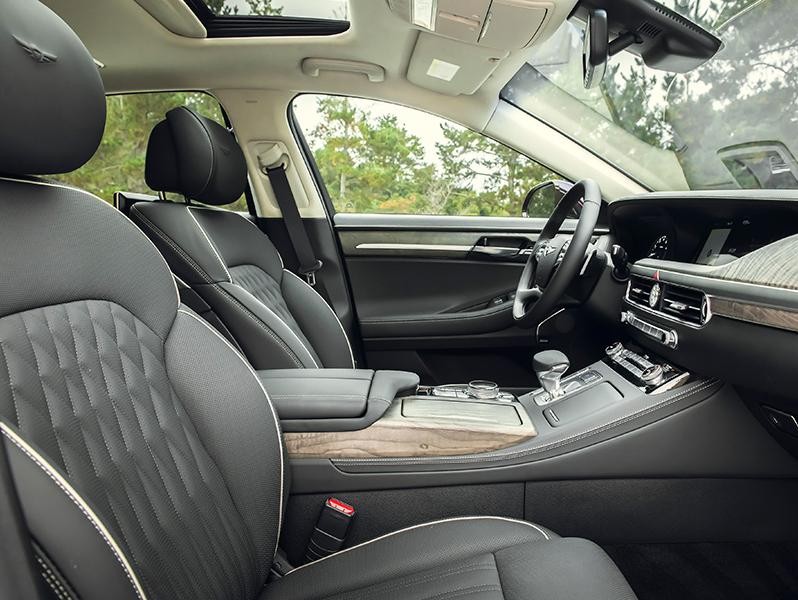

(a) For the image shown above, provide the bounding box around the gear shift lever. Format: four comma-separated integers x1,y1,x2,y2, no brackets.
533,350,570,400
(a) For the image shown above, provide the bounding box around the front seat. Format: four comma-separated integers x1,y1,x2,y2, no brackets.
129,107,354,370
0,2,637,599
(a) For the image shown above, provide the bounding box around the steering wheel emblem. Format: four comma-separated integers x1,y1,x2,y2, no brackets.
535,242,557,259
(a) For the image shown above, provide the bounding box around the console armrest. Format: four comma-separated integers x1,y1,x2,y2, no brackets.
257,369,419,432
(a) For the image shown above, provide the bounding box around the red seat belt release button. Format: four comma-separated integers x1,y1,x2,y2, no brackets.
305,498,356,562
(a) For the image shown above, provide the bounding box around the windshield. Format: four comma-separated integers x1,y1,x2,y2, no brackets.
501,0,798,192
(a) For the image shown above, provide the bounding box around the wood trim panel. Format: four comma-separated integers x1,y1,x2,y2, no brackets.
284,398,537,459
710,233,798,291
710,296,798,333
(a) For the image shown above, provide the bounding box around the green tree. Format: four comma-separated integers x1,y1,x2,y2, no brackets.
307,96,560,217
602,63,675,150
435,123,559,217
309,97,433,214
204,0,281,16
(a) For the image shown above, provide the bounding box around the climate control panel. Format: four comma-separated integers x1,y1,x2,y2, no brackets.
604,342,688,393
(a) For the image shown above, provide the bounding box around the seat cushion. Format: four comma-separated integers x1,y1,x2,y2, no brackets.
264,517,637,600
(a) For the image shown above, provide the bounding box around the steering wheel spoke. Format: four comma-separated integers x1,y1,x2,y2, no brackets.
512,179,601,328
516,285,543,304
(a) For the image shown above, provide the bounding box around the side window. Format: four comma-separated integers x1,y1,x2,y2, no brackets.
292,94,562,217
58,92,248,211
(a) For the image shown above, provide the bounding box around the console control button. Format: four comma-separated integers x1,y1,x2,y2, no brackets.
467,380,500,400
605,342,624,358
580,370,602,384
640,364,664,384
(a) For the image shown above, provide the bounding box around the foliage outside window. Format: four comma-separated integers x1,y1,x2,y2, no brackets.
58,92,248,211
204,0,348,19
502,0,797,192
292,95,562,218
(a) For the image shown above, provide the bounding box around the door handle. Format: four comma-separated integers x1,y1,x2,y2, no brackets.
468,236,532,261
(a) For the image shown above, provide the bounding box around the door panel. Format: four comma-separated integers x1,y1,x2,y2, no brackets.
334,213,602,391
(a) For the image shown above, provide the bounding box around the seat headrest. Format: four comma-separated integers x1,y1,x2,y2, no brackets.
0,0,106,175
145,107,247,206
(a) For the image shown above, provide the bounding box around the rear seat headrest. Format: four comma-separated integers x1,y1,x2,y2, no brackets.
0,0,106,175
145,106,247,206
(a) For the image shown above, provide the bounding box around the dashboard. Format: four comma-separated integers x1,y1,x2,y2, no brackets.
610,196,798,265
604,192,798,433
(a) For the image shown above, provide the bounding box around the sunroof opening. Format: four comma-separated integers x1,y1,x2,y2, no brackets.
203,0,348,20
184,0,351,37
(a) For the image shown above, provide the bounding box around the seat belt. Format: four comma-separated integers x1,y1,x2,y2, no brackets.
258,150,323,287
0,431,46,599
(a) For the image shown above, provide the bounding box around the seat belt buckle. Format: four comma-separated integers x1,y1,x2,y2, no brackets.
305,498,356,563
299,259,323,286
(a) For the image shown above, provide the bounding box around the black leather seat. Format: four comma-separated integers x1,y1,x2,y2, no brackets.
0,2,637,599
130,107,354,370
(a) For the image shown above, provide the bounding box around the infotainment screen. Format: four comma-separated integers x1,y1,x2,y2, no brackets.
696,228,731,265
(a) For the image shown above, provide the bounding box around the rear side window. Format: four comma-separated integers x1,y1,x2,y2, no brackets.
59,91,247,211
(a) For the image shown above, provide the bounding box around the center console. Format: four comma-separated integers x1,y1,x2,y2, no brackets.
259,340,695,466
258,369,537,459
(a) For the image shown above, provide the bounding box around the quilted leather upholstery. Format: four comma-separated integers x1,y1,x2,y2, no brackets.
131,201,354,369
229,264,320,365
0,300,262,600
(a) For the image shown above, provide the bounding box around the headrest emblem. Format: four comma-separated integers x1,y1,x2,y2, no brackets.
13,35,57,64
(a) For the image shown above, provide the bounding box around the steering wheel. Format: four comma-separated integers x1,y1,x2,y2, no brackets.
513,179,602,328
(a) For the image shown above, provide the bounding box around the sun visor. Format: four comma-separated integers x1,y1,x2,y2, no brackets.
407,32,509,95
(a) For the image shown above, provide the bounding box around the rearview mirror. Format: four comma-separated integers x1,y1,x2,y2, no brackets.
582,9,608,89
522,180,577,218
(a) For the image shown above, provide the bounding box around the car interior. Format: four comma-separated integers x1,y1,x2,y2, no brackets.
1,0,798,599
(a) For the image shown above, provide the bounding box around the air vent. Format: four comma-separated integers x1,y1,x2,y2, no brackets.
661,284,707,325
650,2,703,35
627,276,656,307
637,22,662,38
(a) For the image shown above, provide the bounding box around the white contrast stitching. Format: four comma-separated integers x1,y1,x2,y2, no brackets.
0,176,180,312
1,423,147,600
214,284,306,368
176,309,285,552
284,516,551,576
36,556,71,600
283,270,355,368
187,207,232,282
131,206,214,284
228,280,320,368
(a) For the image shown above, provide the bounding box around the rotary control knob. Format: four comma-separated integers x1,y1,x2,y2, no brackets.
640,364,664,385
605,342,624,358
467,380,500,400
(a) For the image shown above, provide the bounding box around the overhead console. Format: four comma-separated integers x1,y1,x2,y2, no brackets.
387,0,568,95
388,0,554,50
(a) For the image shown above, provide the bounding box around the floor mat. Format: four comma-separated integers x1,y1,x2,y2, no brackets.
603,542,798,600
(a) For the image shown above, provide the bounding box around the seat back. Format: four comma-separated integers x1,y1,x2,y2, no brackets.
131,107,354,370
0,3,284,598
